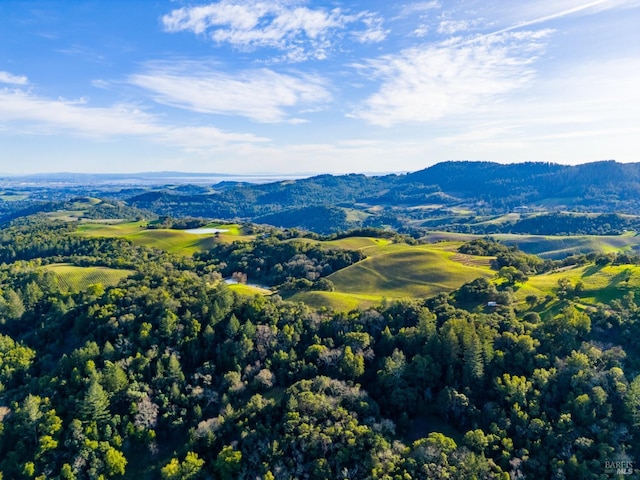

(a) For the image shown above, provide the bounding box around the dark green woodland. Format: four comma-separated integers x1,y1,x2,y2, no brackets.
2,161,640,478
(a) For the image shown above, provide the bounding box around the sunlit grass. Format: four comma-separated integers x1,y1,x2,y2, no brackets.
328,242,493,299
228,283,272,296
286,291,382,311
43,264,133,291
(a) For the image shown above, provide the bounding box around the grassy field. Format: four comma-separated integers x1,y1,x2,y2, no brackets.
494,233,640,259
324,237,393,252
281,238,493,310
45,197,104,221
517,263,640,307
76,221,148,237
287,291,382,311
75,221,252,254
293,235,640,311
328,244,493,299
43,264,133,292
125,230,219,255
423,231,640,259
227,283,273,296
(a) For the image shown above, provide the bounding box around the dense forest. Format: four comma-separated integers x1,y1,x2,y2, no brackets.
1,216,640,478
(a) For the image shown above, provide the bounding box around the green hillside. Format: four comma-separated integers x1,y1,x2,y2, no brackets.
72,222,640,312
286,291,382,311
517,263,640,307
43,264,133,291
76,221,252,254
425,231,640,259
227,283,273,296
326,241,493,301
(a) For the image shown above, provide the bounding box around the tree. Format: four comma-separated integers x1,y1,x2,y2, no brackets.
103,445,127,476
2,288,25,320
625,375,640,428
80,380,110,423
555,278,572,299
498,266,528,286
340,346,365,380
0,334,35,389
161,452,203,480
214,445,242,480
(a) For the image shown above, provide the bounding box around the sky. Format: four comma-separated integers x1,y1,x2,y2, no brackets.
1,0,639,175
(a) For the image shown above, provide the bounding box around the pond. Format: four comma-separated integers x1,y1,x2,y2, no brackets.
224,278,271,290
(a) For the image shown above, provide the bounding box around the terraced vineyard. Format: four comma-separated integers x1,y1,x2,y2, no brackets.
43,264,133,292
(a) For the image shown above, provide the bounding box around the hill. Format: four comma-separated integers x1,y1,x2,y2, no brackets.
43,264,134,291
5,161,640,238
122,160,640,235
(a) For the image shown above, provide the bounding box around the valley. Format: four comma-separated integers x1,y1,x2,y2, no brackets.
3,161,640,479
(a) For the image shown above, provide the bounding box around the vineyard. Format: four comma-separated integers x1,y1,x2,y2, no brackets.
43,264,133,292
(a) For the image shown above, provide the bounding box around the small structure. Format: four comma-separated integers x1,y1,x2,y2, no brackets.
487,301,498,308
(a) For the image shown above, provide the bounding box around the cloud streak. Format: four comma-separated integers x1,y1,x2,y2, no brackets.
129,61,331,123
0,87,268,149
162,1,387,62
351,30,550,126
485,0,620,37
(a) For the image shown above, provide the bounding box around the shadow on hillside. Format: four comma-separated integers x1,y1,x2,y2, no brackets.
582,264,604,277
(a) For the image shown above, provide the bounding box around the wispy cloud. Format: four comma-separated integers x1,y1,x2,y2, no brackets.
351,12,389,44
129,61,331,123
437,18,482,35
0,87,267,148
485,0,624,37
161,1,387,62
442,0,640,41
399,2,441,16
351,30,550,126
0,71,28,85
431,56,640,158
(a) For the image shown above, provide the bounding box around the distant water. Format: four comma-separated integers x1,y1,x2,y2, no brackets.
0,172,308,187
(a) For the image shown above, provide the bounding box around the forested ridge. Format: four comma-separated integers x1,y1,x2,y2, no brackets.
7,160,640,235
1,218,640,478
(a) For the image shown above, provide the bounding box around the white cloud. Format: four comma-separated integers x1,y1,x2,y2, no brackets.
0,71,28,85
0,87,268,149
428,56,640,161
351,12,389,43
129,62,332,123
399,2,441,16
351,30,551,126
414,24,430,37
161,1,386,62
437,19,482,35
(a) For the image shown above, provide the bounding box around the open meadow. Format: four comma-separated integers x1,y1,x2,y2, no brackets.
75,221,252,255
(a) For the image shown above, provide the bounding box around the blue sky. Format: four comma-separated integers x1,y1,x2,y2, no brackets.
1,0,639,174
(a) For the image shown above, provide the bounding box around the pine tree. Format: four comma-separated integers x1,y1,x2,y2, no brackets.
80,381,110,423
